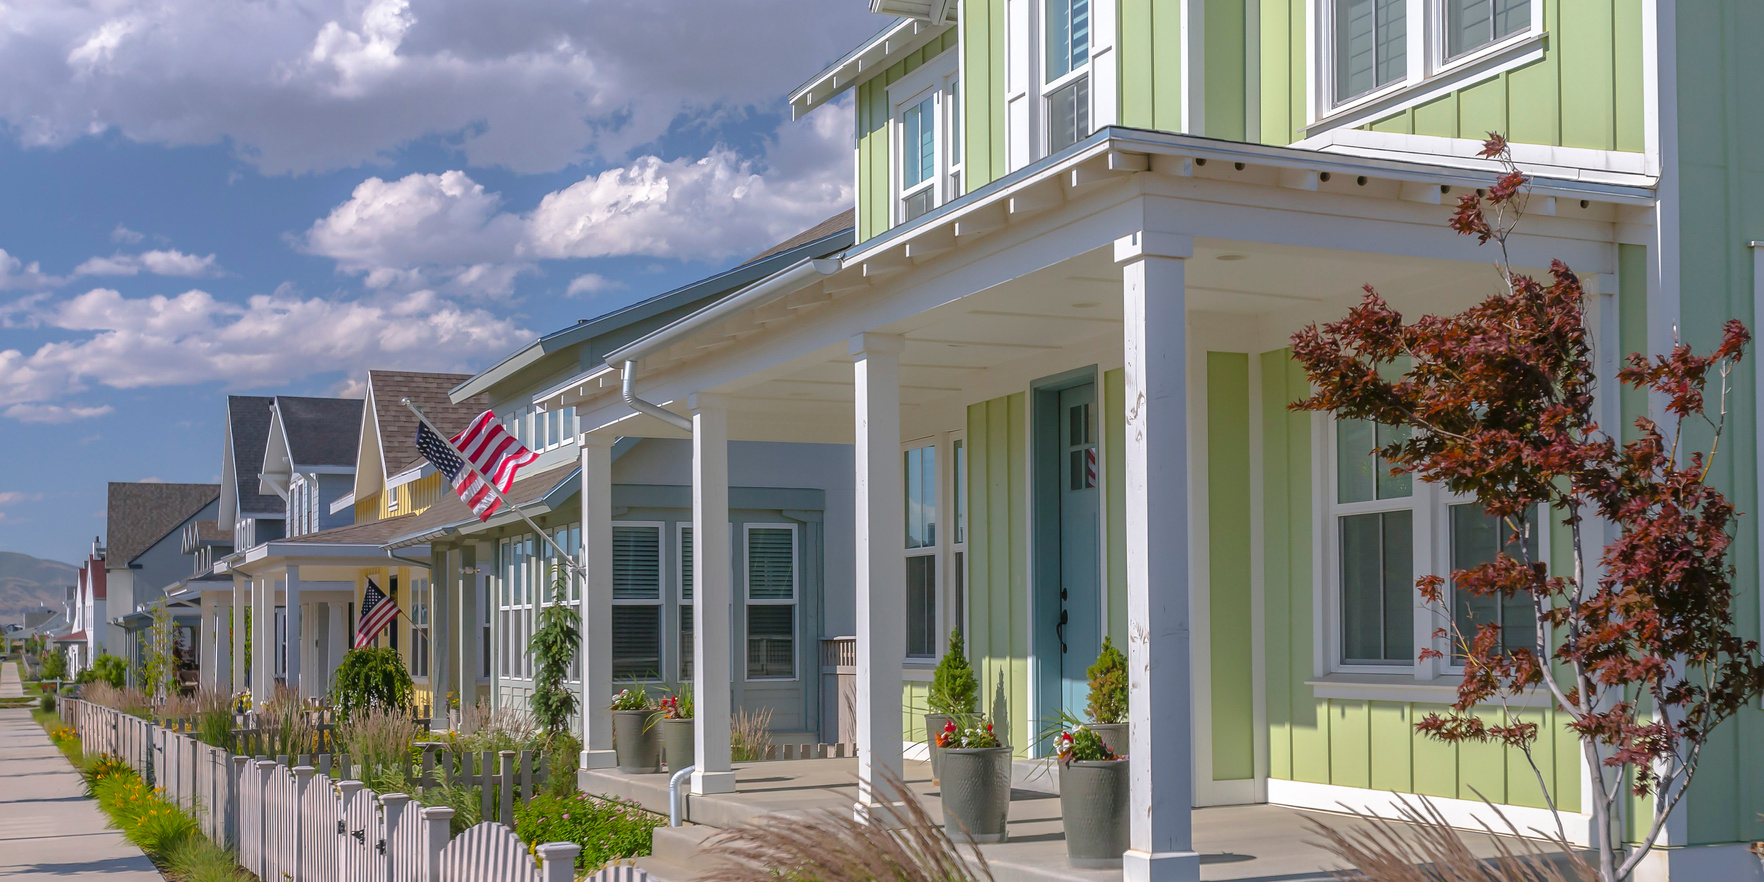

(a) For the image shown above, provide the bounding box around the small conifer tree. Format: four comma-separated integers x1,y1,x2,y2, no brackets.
1085,635,1128,724
927,628,978,716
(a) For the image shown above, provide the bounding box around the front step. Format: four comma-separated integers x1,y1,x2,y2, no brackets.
650,824,720,865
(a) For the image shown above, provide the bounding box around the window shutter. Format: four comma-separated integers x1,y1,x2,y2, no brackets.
747,528,795,600
613,525,661,600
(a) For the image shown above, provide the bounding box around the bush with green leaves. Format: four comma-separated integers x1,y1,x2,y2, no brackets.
515,793,662,871
1085,635,1127,725
37,648,67,681
329,647,413,722
527,574,581,746
927,628,977,716
77,653,127,688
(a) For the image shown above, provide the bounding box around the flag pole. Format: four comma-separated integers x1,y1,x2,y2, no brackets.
400,398,585,581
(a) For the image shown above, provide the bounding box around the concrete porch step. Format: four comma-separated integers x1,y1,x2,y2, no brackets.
649,823,720,865
631,854,704,882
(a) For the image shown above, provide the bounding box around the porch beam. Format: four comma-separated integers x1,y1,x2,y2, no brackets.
851,332,907,817
1116,229,1201,882
691,393,737,794
580,435,618,770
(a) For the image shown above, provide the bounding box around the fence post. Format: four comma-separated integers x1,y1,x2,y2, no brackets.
419,806,453,882
292,766,314,882
254,760,276,879
337,779,365,877
498,751,516,826
379,792,411,882
537,843,582,882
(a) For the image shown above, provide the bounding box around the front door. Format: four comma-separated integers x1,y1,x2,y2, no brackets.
1034,374,1101,743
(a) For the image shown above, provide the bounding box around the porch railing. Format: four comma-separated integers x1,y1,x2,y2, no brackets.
819,636,856,745
60,698,581,882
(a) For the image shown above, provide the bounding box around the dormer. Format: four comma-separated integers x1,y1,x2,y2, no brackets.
260,396,363,537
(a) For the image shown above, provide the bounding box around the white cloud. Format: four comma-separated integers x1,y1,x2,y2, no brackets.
111,225,145,244
0,285,529,421
565,273,624,297
74,249,221,278
0,491,44,505
0,0,879,174
0,249,60,291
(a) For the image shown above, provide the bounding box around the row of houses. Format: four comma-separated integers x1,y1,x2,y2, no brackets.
58,0,1764,877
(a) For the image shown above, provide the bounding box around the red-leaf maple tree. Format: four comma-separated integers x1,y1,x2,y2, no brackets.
1289,134,1764,881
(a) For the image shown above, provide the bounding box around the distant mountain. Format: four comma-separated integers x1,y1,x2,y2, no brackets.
0,551,78,624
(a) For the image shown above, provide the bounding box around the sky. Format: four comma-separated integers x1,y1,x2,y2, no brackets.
0,0,882,565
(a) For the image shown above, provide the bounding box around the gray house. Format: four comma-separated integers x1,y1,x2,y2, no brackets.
103,481,220,681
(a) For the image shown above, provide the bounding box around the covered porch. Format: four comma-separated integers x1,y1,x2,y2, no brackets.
553,128,1647,880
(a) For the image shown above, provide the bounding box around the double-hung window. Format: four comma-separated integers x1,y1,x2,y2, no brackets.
904,444,939,660
1448,503,1539,658
745,524,798,680
893,55,962,226
612,523,663,681
900,93,938,222
410,576,430,679
1044,0,1091,153
1324,0,1537,116
1445,0,1531,60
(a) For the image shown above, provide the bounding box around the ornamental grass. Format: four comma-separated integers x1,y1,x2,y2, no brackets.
1307,796,1593,882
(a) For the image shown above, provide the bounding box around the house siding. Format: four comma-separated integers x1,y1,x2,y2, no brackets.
1208,352,1255,781
965,392,1034,753
857,31,961,242
961,0,1009,196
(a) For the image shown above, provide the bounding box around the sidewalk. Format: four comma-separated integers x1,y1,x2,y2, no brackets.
0,662,164,881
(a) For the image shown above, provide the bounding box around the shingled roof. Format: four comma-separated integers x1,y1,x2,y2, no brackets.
369,371,489,476
382,461,579,547
107,482,220,566
228,395,280,516
746,210,854,263
275,396,363,467
278,515,420,546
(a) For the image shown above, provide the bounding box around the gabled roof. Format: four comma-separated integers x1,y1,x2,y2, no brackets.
275,397,363,468
222,395,280,522
106,482,219,566
789,18,951,118
353,371,487,501
278,515,420,546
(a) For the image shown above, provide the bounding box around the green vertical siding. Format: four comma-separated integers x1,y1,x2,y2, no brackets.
1260,348,1580,812
1105,368,1128,642
1208,352,1255,780
1118,0,1184,131
1205,0,1248,140
856,31,960,242
961,0,1008,194
1355,0,1644,152
1618,244,1648,443
1257,0,1310,146
967,393,1034,754
903,681,931,742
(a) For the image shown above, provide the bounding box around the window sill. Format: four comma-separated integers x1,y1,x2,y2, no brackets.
1306,32,1548,140
903,665,934,682
1306,672,1552,708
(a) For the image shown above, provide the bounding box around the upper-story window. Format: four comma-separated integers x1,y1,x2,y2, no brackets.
892,53,961,225
503,404,578,454
1044,0,1091,153
1323,0,1537,115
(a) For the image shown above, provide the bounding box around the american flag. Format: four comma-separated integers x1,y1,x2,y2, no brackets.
354,578,399,649
416,410,539,521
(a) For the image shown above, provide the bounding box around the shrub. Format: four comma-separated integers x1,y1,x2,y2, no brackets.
928,629,978,717
1085,635,1128,725
528,578,581,742
450,700,539,753
338,706,419,777
515,793,662,871
39,690,56,712
730,706,773,762
83,683,153,718
418,782,483,836
329,648,413,723
38,648,67,681
545,733,581,798
163,835,249,882
78,653,128,688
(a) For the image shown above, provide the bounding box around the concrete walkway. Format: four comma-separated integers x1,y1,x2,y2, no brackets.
0,662,164,881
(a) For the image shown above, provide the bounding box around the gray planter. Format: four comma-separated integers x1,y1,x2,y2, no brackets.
661,717,696,771
940,746,1012,843
1090,722,1128,758
1059,759,1130,868
612,709,662,773
924,713,951,782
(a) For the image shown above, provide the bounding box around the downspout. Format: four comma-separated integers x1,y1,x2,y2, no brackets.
621,359,694,433
387,549,432,570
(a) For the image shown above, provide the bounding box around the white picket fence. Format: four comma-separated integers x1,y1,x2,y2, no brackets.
62,698,584,882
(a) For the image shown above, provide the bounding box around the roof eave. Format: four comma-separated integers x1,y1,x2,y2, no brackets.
788,17,952,118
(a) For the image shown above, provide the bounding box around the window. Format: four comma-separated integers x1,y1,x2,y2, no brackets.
498,536,537,681
901,93,937,222
1333,416,1416,665
1334,0,1406,101
1449,504,1539,658
477,570,491,680
904,444,938,659
677,524,694,681
1445,0,1529,60
1044,0,1091,153
410,577,430,679
892,54,961,226
745,525,798,679
612,523,663,681
951,437,967,640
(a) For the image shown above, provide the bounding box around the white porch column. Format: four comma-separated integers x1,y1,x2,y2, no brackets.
231,576,248,695
580,434,618,769
1117,231,1200,882
851,332,906,815
199,594,217,688
431,549,451,728
691,393,736,794
215,601,232,690
285,568,302,698
251,573,274,707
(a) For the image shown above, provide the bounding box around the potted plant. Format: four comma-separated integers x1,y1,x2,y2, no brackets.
1085,636,1128,756
658,684,695,771
935,716,1011,843
610,686,661,773
1055,725,1129,868
925,628,978,784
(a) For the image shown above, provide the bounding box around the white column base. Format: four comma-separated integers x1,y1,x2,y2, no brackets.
692,769,737,795
580,749,617,770
1123,849,1201,882
851,800,910,828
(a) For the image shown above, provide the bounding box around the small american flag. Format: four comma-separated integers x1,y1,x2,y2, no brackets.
416,410,539,521
354,578,399,649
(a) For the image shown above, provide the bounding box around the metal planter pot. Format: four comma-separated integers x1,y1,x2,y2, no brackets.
1090,722,1128,758
940,746,1012,843
924,713,951,782
612,709,662,773
1059,758,1130,868
661,717,696,771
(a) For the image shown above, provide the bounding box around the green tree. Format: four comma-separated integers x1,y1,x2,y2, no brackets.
329,647,413,723
528,564,581,745
928,629,978,716
1085,635,1127,724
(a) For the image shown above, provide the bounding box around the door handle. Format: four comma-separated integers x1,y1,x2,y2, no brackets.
1056,609,1068,654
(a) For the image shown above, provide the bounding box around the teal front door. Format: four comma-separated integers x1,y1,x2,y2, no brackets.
1035,375,1101,743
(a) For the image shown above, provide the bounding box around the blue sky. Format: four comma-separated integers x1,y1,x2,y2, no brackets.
0,0,879,564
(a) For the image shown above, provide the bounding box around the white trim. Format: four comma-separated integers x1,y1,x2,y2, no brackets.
1304,671,1555,706
329,492,355,515
1294,128,1654,186
386,462,436,492
1247,351,1269,803
1267,778,1597,846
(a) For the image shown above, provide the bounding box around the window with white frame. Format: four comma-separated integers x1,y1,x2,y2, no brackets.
1044,0,1091,153
1324,0,1538,113
1448,503,1538,659
904,444,938,660
950,436,967,641
410,576,430,679
477,569,491,680
504,404,578,454
613,523,663,681
745,524,798,680
677,523,693,681
499,535,537,681
893,56,962,225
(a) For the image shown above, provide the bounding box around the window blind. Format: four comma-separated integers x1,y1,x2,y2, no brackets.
613,525,661,600
747,528,795,600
